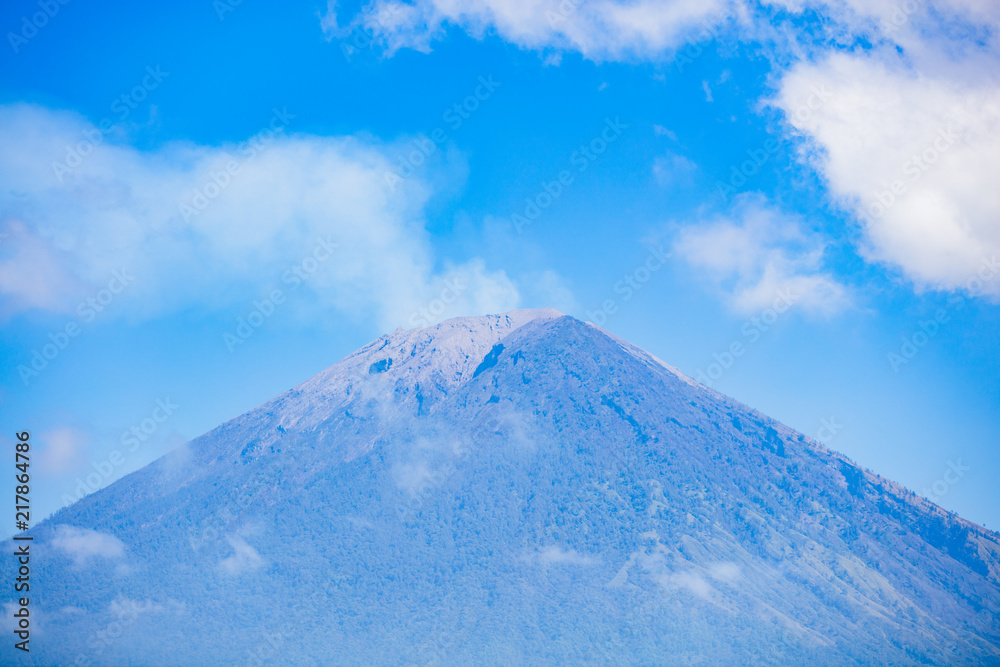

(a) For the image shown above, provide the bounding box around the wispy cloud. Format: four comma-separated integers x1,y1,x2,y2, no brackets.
653,151,698,187
528,545,599,566
0,104,521,329
217,536,265,576
673,195,851,315
653,125,678,140
774,52,1000,297
37,427,88,475
51,525,125,566
323,0,743,60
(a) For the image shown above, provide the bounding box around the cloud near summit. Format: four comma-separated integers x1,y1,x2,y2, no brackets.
0,104,521,329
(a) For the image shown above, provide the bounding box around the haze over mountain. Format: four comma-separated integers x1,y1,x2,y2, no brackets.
5,309,999,665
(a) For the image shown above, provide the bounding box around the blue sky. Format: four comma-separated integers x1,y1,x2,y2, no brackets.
1,0,998,534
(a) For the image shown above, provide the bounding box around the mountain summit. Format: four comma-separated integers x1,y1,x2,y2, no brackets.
8,310,1000,664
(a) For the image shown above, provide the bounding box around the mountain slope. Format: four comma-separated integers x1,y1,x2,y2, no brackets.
6,309,1000,665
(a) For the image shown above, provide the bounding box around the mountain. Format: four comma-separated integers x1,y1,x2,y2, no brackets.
5,309,1000,665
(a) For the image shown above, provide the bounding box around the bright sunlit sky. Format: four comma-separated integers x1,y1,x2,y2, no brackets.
1,0,998,533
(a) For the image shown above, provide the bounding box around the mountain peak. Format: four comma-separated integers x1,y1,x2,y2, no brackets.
410,307,566,332
19,307,1000,665
305,307,568,399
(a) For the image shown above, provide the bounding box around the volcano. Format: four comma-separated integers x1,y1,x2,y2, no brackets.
7,309,1000,665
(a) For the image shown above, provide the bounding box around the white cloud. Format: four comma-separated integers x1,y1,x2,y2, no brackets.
531,545,599,566
329,0,997,62
394,461,436,496
785,0,1000,57
653,125,678,140
0,104,520,329
325,0,1000,71
37,427,88,475
708,561,741,581
669,570,713,599
674,195,850,315
325,0,745,61
521,269,579,315
0,219,80,313
653,151,698,187
217,536,265,576
324,0,1000,301
774,52,1000,296
51,525,125,566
